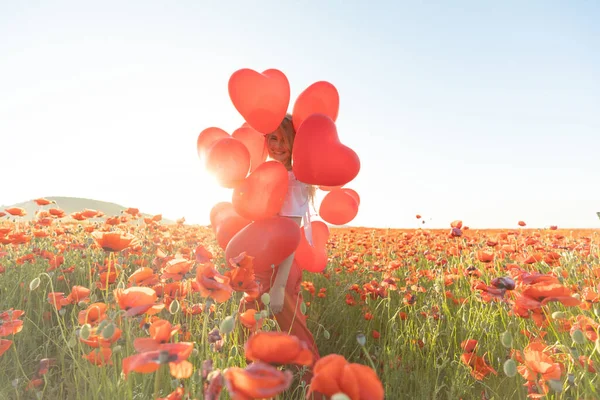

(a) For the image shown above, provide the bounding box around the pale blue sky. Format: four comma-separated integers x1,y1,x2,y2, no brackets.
1,1,599,228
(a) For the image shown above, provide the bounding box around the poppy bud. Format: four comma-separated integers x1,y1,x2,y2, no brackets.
29,277,41,291
571,329,585,344
552,311,567,320
169,299,180,314
101,323,115,340
331,394,351,400
503,359,517,377
97,320,108,333
356,333,366,347
548,379,563,393
500,331,513,348
570,347,579,358
80,324,91,340
67,336,77,348
260,293,270,305
219,316,235,335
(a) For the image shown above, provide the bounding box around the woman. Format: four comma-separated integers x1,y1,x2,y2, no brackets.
241,113,322,390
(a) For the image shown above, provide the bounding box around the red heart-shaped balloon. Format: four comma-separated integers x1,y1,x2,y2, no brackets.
225,216,301,273
319,188,359,225
232,161,288,221
210,202,251,250
292,81,339,132
205,137,250,188
197,127,229,163
292,114,360,186
341,188,360,206
210,202,234,227
294,221,330,273
232,126,268,173
228,68,290,134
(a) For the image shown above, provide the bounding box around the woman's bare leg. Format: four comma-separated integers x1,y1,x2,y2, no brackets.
271,217,302,291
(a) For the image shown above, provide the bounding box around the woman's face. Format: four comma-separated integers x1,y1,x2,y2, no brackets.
266,130,291,166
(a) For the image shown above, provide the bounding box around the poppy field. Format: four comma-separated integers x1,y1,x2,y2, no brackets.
1,205,599,400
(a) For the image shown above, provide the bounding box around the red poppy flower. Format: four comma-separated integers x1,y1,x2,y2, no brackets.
47,292,70,311
0,319,23,337
80,326,122,348
5,207,27,217
92,231,139,252
461,352,497,380
128,267,159,286
83,348,113,366
68,285,91,303
48,208,66,218
122,342,194,379
34,198,54,206
517,342,561,383
114,287,164,316
82,209,99,218
224,362,293,400
161,258,194,281
244,331,313,366
307,354,384,400
239,309,264,331
150,319,180,344
78,303,108,326
0,339,11,357
195,263,233,303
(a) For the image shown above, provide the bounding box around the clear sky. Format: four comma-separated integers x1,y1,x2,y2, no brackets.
1,1,599,229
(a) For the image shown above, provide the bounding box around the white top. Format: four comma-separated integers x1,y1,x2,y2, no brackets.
279,170,314,247
279,171,310,217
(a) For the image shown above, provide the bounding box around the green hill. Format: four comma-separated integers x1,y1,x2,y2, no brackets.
1,196,176,224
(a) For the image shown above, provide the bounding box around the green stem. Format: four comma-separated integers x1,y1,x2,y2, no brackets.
359,344,377,371
105,252,113,301
153,365,162,399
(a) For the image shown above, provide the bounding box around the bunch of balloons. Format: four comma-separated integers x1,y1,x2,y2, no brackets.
196,68,361,273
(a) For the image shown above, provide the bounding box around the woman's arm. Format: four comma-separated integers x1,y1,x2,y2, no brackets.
272,254,294,288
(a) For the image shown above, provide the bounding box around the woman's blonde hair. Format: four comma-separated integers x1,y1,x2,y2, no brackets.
273,113,317,206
